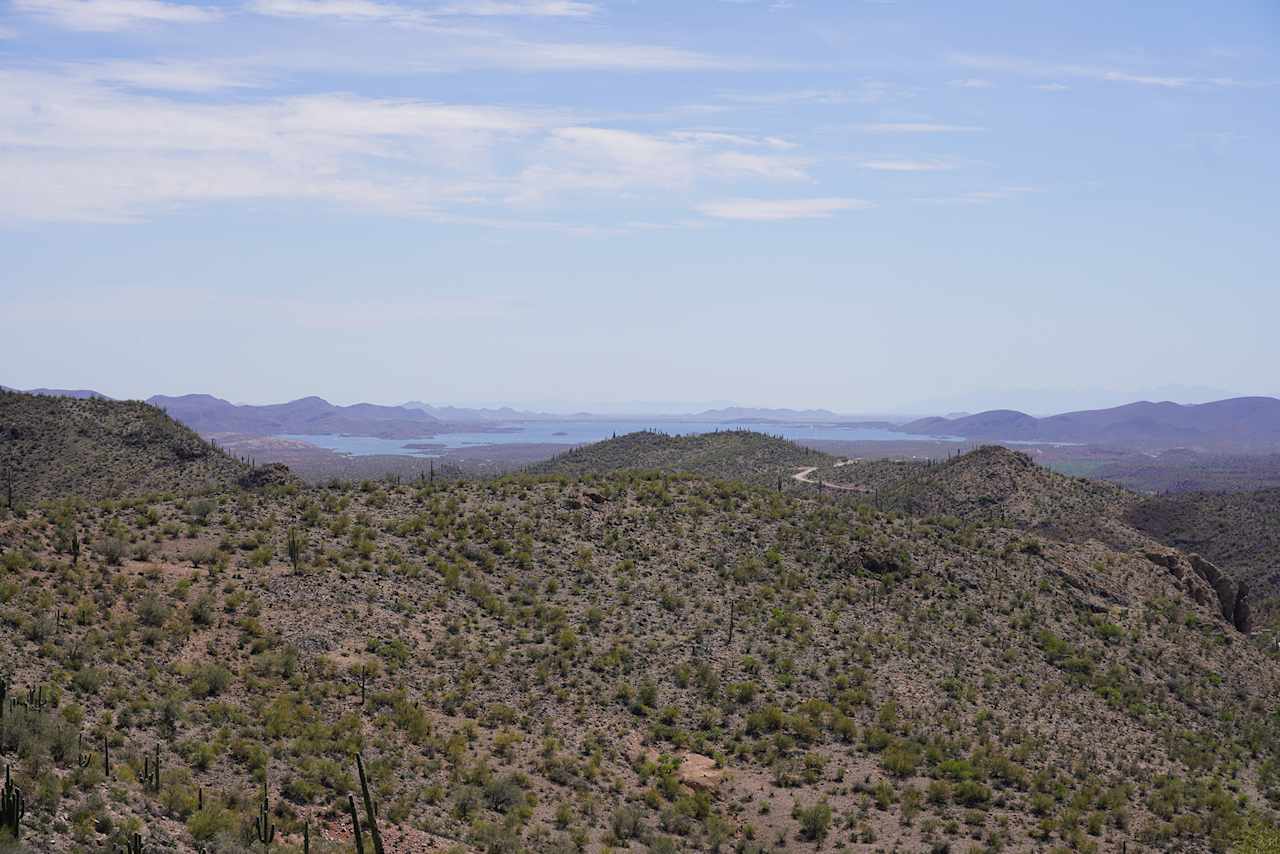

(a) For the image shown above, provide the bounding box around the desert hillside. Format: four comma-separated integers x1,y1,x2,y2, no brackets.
1128,488,1280,633
0,465,1275,851
531,430,830,487
791,446,1255,633
0,391,250,503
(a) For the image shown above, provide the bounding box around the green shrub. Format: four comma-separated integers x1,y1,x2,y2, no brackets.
793,801,832,842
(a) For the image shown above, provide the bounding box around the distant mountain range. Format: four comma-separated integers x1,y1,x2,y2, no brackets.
899,384,1242,417
148,394,442,439
900,397,1280,448
401,402,876,423
9,386,1280,450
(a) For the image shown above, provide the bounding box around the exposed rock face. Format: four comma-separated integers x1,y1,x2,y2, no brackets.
1234,581,1253,635
1145,551,1252,633
1189,553,1252,634
1144,551,1183,578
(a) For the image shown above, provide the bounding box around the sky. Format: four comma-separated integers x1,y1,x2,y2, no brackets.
1,0,1278,413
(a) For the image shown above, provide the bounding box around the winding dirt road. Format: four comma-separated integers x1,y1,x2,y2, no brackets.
790,465,868,493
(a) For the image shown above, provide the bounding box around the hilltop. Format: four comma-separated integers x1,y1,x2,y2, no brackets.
0,390,251,503
805,446,1253,632
529,429,831,486
821,446,1137,542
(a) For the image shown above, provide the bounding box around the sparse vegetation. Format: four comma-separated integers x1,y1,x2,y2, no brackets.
0,410,1277,851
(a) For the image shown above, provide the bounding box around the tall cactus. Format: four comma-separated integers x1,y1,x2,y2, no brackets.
142,744,160,793
356,753,385,854
77,733,92,768
255,781,275,846
1,765,24,840
117,831,144,854
347,793,365,854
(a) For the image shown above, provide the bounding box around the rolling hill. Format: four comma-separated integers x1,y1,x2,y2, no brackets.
529,429,831,485
0,389,251,503
0,421,1276,852
795,446,1254,633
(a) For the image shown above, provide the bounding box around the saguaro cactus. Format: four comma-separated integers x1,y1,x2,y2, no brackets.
347,793,365,854
143,744,160,793
117,831,144,854
254,782,275,846
356,753,385,854
286,527,304,573
1,765,25,840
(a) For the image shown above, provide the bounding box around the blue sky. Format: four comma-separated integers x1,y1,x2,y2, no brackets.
1,0,1277,412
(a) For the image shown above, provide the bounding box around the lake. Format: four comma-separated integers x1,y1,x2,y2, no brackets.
279,420,956,457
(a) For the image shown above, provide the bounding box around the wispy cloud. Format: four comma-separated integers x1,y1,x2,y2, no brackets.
0,25,18,38
948,78,992,89
247,0,406,20
0,70,551,221
436,0,596,16
13,0,220,31
459,39,746,71
914,186,1037,205
952,54,1271,90
65,60,267,92
696,197,871,221
857,122,985,134
859,159,953,172
668,131,796,150
0,70,818,224
508,126,810,205
719,80,911,106
249,0,594,20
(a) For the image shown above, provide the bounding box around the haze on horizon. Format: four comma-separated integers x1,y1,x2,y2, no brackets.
2,1,1277,413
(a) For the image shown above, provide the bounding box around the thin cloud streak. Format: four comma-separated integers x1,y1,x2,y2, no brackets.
0,70,818,223
857,123,986,134
859,159,953,172
13,0,221,31
696,197,872,221
953,54,1274,90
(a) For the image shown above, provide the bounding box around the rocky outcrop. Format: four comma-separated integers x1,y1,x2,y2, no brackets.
1233,581,1252,635
238,462,295,489
1189,553,1252,633
1145,551,1252,633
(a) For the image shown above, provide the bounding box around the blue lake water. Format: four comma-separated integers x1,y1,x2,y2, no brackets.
279,421,957,457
